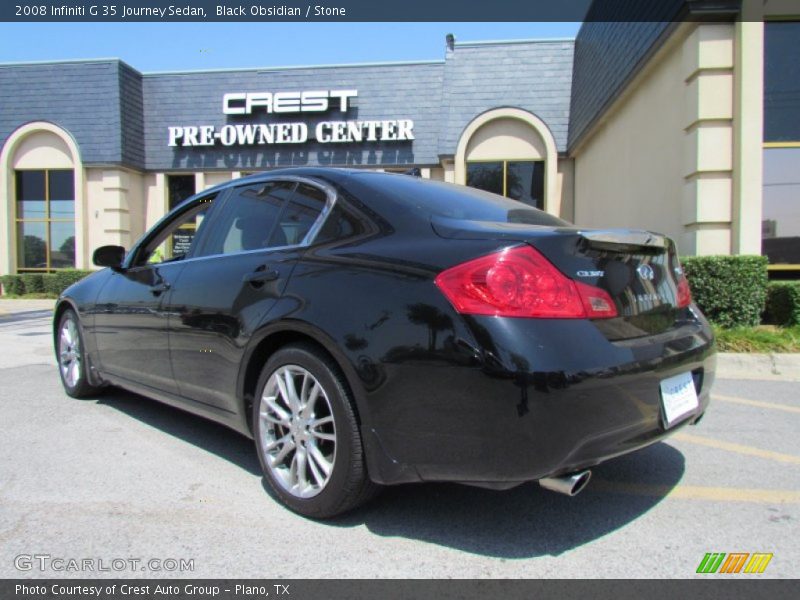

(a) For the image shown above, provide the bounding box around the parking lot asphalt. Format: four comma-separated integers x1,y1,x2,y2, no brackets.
0,300,798,579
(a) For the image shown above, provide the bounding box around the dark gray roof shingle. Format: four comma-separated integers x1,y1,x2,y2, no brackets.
440,40,575,155
567,0,686,151
1,40,575,170
0,60,131,165
142,62,444,170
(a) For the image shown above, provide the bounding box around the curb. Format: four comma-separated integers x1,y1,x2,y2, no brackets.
716,352,800,381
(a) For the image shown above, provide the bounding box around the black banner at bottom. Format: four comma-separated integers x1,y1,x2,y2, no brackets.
2,579,798,600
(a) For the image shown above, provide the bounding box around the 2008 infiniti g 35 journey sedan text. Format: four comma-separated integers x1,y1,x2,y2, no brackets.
53,168,715,518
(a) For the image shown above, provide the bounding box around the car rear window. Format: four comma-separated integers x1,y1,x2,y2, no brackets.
357,173,570,226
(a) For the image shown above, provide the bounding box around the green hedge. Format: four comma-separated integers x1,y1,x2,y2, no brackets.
0,275,25,296
681,255,768,328
0,270,93,297
19,273,45,294
42,270,94,296
764,281,800,327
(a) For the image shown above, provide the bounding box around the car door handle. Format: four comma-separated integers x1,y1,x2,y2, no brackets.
149,282,171,296
243,267,280,285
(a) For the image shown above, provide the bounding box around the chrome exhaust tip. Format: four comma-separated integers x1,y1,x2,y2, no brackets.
538,469,592,497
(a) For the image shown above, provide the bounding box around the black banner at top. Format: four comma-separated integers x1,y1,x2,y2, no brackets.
0,0,749,23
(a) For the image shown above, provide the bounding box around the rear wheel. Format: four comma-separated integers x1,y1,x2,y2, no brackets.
57,309,101,398
253,344,378,518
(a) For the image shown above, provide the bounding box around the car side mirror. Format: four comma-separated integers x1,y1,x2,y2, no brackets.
93,245,126,270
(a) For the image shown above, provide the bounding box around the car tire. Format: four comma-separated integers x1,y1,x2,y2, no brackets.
56,308,102,398
253,343,379,518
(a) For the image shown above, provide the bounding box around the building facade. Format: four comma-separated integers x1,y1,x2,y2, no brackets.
1,1,798,275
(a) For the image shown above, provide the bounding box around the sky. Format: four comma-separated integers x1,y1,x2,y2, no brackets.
0,22,581,71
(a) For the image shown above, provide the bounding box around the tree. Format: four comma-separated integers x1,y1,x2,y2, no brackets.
23,235,46,267
59,235,76,265
406,303,453,351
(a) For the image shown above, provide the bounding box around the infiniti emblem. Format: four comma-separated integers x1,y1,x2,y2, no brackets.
637,264,655,281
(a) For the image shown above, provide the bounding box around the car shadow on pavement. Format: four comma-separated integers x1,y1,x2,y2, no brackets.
338,442,685,558
96,388,263,476
0,309,55,326
97,386,685,559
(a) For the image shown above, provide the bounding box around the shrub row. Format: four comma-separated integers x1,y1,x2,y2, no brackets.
681,255,768,328
0,270,93,297
764,281,800,327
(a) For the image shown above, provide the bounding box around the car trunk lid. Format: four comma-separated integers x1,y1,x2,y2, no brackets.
431,216,690,339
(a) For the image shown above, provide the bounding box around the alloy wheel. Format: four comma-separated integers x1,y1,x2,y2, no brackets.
59,317,82,388
258,365,337,499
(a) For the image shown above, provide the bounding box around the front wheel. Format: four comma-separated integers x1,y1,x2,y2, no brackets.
253,344,378,518
57,309,102,398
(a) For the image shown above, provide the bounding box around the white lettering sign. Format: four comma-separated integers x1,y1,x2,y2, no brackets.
168,120,414,147
167,90,414,147
222,89,358,115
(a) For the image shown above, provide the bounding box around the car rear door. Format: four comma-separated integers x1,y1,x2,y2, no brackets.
164,179,333,413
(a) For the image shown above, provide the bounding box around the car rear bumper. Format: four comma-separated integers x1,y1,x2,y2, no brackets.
364,310,716,486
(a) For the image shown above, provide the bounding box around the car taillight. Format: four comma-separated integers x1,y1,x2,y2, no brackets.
676,270,692,308
434,246,618,319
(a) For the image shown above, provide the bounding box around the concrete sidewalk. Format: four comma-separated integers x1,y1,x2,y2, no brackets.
716,352,800,381
0,298,56,314
1,298,798,380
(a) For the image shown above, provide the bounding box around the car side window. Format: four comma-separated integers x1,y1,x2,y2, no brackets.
199,181,296,257
198,181,329,256
135,194,218,267
269,183,328,247
314,204,366,244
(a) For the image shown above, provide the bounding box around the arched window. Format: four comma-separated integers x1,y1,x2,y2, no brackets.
1,123,83,273
455,108,559,215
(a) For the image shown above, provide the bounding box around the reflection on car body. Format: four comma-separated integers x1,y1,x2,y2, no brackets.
53,168,715,518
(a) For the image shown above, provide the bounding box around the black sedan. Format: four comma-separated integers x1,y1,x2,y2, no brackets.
53,168,715,518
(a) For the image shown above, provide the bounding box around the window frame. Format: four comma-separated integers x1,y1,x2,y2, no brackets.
166,173,197,212
14,167,76,272
153,176,339,264
762,19,800,270
465,158,546,208
200,180,299,258
763,19,800,145
761,142,800,271
125,190,225,270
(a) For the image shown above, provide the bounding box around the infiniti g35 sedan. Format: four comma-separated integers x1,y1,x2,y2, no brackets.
53,168,715,518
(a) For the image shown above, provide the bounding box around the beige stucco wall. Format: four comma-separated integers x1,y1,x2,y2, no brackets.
556,159,575,223
440,160,455,183
11,131,74,170
465,117,548,161
732,20,764,254
572,21,766,257
144,173,167,231
573,28,689,250
84,168,145,257
200,171,232,190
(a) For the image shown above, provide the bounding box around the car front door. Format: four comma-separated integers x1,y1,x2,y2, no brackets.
93,192,220,394
164,179,332,413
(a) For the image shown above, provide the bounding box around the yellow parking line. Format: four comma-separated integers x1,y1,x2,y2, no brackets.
673,432,800,465
713,393,800,415
591,480,800,503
